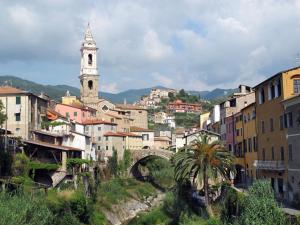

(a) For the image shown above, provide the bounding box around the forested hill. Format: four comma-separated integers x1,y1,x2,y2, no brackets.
0,75,235,103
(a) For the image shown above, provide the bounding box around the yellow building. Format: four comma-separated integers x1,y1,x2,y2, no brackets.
234,112,244,182
241,103,257,182
199,112,210,129
255,66,300,199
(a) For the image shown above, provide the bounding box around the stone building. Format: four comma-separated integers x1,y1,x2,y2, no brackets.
0,86,48,139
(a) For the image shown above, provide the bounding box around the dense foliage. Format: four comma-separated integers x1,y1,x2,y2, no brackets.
239,180,287,225
173,134,235,215
175,112,200,128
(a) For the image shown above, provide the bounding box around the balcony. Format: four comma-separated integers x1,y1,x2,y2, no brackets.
254,160,285,171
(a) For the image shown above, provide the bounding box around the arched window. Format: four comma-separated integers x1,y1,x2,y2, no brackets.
88,80,93,90
88,54,93,65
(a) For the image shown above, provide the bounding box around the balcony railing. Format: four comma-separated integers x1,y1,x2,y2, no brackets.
254,160,285,171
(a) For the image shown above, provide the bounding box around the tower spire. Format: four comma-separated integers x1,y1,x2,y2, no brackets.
84,22,94,42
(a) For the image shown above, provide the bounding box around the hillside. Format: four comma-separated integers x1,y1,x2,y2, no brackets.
0,75,234,103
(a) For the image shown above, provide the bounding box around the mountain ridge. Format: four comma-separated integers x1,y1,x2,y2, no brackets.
0,75,235,103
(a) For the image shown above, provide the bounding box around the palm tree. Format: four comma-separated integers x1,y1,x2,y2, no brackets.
173,133,235,215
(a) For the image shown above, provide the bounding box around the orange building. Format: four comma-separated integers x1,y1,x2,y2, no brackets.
168,100,201,113
255,66,300,200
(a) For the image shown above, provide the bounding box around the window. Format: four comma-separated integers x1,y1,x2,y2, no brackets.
243,139,247,153
102,105,108,111
271,147,274,160
278,80,282,96
280,147,285,161
98,127,101,131
262,148,265,161
259,88,265,104
106,137,109,141
15,128,20,133
106,146,108,150
88,80,93,90
98,137,101,141
294,79,300,93
280,115,284,130
88,54,93,65
270,118,274,132
15,113,21,122
289,144,293,161
248,138,252,152
16,96,21,105
288,112,293,127
97,146,100,150
74,112,77,117
142,134,149,141
253,136,257,152
261,121,265,133
66,112,70,118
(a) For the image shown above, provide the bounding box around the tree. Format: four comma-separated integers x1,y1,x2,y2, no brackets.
239,180,286,225
0,100,7,127
173,133,235,216
108,149,118,177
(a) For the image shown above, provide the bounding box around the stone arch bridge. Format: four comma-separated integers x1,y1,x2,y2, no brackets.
129,149,174,175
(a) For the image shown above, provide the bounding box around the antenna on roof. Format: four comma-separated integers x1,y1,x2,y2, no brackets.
124,98,127,105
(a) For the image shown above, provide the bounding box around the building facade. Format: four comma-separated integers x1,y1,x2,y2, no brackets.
282,95,300,202
0,86,48,139
255,67,300,199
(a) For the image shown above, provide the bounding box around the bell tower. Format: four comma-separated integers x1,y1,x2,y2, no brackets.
80,23,99,104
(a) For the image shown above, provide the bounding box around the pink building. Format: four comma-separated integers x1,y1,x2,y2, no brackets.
225,115,235,152
55,103,96,123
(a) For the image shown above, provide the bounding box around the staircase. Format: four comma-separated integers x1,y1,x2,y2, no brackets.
50,171,67,187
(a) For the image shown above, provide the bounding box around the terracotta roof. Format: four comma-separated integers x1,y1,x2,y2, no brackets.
130,126,153,132
0,86,27,94
168,101,201,106
24,140,83,151
154,136,171,141
81,119,117,125
57,103,96,112
116,104,147,110
104,132,142,137
105,113,122,119
47,109,67,120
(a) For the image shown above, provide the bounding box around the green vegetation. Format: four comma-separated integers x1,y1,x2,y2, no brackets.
143,157,175,190
173,134,235,215
41,121,67,130
239,180,287,225
175,112,200,128
0,192,54,225
97,178,156,209
0,100,7,126
29,161,60,171
166,89,201,104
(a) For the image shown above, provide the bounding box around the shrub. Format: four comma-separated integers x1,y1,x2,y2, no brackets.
239,180,286,225
0,192,54,225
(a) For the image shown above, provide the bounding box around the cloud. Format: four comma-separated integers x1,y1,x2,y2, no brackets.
102,82,118,93
1,0,300,92
151,72,173,87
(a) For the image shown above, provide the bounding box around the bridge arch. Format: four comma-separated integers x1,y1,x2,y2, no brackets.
128,149,174,176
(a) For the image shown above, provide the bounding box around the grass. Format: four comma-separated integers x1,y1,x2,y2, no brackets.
97,178,156,209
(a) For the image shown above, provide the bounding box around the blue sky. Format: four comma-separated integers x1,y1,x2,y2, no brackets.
1,0,300,93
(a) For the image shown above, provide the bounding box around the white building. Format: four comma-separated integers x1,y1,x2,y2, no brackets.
130,126,155,149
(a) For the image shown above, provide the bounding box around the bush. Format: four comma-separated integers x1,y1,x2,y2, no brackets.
239,180,287,225
0,192,54,225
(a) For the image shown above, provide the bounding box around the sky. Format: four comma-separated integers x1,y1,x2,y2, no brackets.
1,0,300,93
